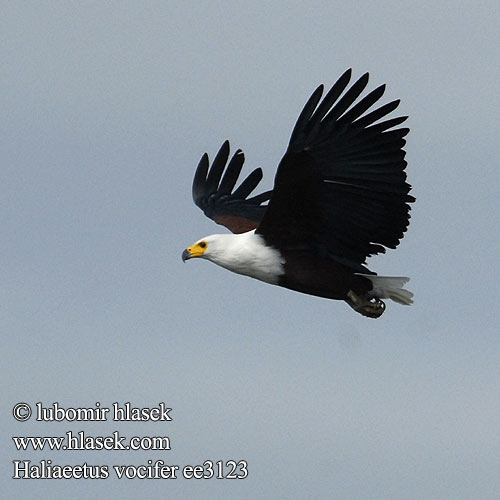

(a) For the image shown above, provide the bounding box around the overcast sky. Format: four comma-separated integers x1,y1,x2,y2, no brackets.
2,1,500,499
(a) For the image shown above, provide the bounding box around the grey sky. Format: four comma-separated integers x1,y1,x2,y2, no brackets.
3,1,500,499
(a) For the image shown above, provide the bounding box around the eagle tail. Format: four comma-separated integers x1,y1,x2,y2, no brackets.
360,275,414,305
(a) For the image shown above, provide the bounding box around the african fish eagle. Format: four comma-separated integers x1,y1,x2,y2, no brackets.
182,69,414,318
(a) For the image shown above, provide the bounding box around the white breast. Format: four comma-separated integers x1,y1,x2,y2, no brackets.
204,230,285,284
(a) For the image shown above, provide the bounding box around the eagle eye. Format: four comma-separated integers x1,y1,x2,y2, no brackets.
199,241,207,249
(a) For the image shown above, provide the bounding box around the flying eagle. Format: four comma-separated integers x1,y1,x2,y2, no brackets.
182,69,414,318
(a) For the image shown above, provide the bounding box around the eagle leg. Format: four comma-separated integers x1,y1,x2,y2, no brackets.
346,290,386,319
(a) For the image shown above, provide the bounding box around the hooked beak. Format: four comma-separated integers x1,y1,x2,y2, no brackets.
181,248,192,262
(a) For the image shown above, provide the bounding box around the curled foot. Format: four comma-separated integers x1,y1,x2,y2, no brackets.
346,291,386,319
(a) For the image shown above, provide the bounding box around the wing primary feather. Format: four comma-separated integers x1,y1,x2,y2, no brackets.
192,153,209,204
288,84,325,147
309,69,353,124
205,140,230,194
353,100,401,128
366,116,408,133
247,190,273,204
232,168,264,199
323,72,369,123
339,84,385,123
216,149,245,196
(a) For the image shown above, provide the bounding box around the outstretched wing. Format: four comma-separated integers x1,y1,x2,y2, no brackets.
257,69,414,267
192,140,272,234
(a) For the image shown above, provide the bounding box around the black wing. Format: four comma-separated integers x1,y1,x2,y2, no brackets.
192,140,272,234
257,69,414,268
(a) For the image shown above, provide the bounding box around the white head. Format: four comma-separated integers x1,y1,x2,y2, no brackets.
181,234,232,265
